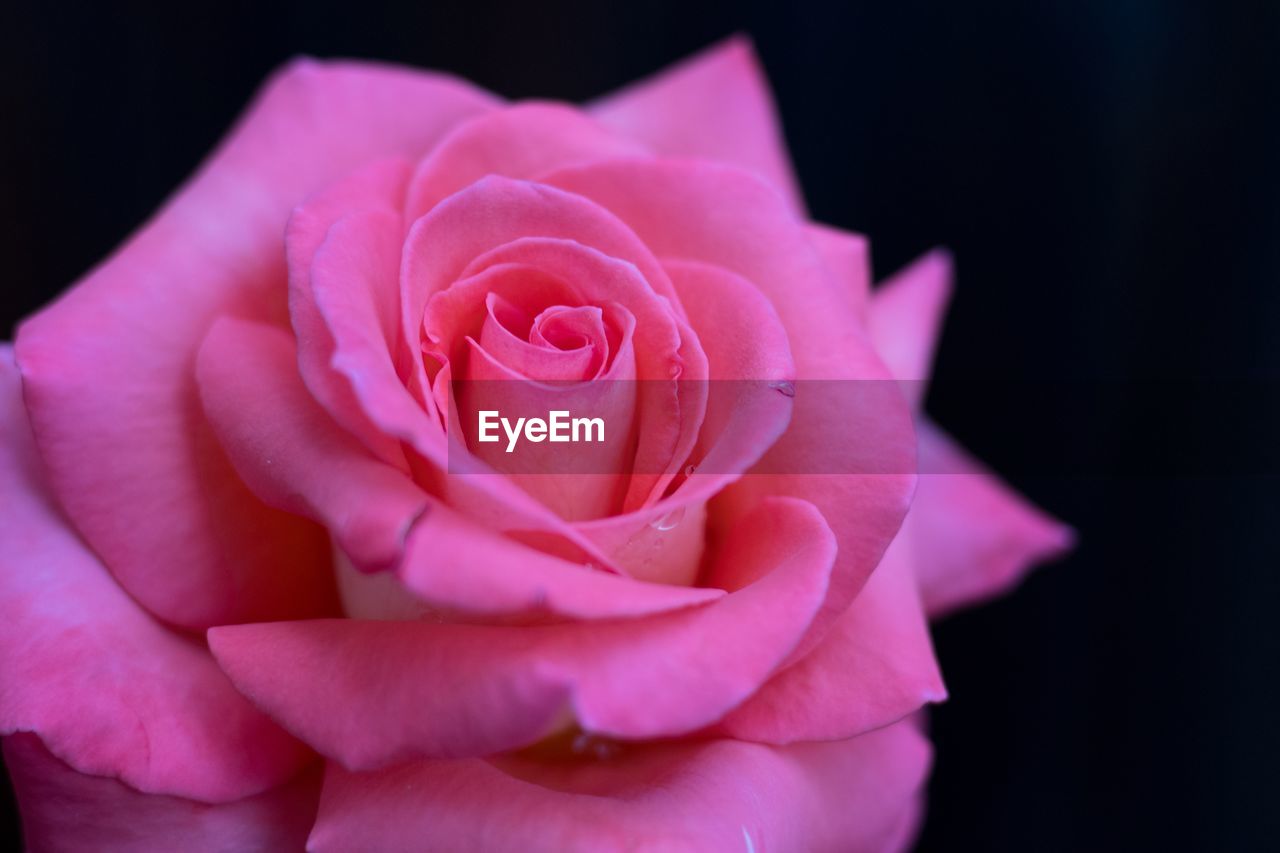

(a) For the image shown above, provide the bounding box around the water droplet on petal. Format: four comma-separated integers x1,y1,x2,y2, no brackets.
768,380,796,397
669,362,683,379
684,464,697,477
571,732,619,760
650,506,686,531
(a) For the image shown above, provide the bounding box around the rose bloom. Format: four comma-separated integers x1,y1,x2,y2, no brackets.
0,38,1072,851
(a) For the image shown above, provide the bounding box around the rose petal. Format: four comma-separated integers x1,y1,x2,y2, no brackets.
399,178,702,541
544,159,916,656
394,499,724,619
196,317,428,573
807,222,872,322
13,59,497,628
193,317,713,620
864,254,1074,612
869,248,953,408
298,201,621,571
478,297,608,382
714,521,947,743
0,346,312,802
459,337,638,522
914,422,1075,616
308,720,930,852
589,35,805,214
287,158,415,468
209,497,834,766
437,236,708,513
571,258,795,584
3,733,320,852
405,102,647,220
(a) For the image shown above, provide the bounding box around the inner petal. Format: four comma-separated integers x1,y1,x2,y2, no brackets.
479,294,599,383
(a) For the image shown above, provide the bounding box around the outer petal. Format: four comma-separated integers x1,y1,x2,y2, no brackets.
308,721,930,852
14,59,497,629
869,248,953,409
544,159,916,655
209,498,834,767
866,253,1074,613
807,222,872,323
405,102,648,220
4,734,320,853
914,422,1075,616
590,36,804,213
0,346,311,802
714,520,946,743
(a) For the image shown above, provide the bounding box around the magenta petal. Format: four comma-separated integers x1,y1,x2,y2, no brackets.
13,59,495,629
405,101,647,220
196,317,427,573
4,734,320,852
208,497,834,766
0,347,312,802
308,721,930,852
715,526,946,743
590,35,805,214
914,422,1075,616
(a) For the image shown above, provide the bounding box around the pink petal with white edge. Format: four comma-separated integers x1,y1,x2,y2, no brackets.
308,720,930,852
208,497,834,767
590,35,805,214
0,346,312,802
3,734,320,852
405,101,648,220
13,59,497,629
914,422,1075,616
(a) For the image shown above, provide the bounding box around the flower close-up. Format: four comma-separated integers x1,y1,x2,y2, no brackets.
0,37,1076,851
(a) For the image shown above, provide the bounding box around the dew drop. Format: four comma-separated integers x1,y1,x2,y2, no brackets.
684,464,697,477
668,361,683,379
768,379,796,397
572,732,619,760
650,506,686,531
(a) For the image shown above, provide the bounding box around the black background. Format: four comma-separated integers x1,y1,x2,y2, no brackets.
3,1,1278,850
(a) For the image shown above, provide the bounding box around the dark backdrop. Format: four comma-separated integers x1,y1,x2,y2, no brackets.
3,1,1277,850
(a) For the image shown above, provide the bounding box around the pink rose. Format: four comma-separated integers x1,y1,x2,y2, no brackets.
0,38,1072,851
